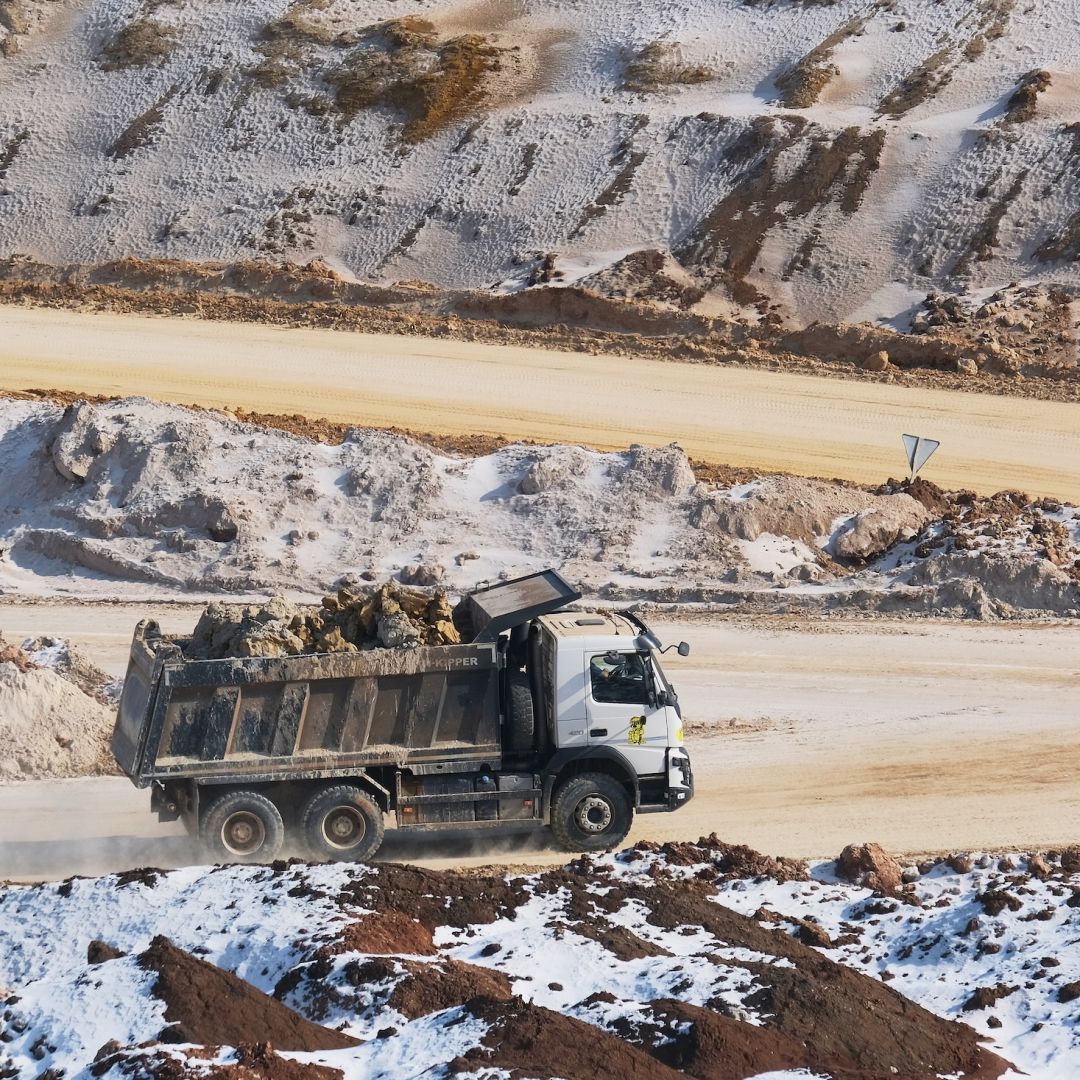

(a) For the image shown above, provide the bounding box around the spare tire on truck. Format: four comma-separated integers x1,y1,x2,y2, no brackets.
201,789,285,863
505,671,535,752
301,784,385,861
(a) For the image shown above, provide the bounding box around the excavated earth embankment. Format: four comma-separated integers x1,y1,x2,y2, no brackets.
6,0,1080,353
0,396,1076,619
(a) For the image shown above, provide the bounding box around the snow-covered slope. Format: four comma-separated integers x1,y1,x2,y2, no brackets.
0,0,1078,326
8,840,1073,1078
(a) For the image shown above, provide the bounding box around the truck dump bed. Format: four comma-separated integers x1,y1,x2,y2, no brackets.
112,570,581,788
113,623,501,786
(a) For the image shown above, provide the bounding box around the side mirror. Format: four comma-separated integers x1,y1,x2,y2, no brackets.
661,641,691,657
655,689,670,708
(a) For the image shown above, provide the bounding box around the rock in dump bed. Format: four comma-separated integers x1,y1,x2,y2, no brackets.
185,581,463,660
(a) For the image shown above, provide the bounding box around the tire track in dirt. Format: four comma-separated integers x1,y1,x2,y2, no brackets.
0,609,1078,878
2,306,1080,500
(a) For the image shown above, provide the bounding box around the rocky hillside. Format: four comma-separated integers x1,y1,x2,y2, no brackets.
1,0,1079,333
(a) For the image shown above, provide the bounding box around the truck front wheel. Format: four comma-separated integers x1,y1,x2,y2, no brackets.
201,790,285,863
301,785,385,862
550,773,633,853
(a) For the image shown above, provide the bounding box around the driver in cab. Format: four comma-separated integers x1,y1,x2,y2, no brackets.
590,651,648,704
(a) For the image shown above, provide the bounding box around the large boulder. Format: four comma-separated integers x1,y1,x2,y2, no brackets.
49,402,116,484
832,502,929,563
517,448,590,495
699,477,930,556
836,843,903,894
608,443,697,498
399,562,445,587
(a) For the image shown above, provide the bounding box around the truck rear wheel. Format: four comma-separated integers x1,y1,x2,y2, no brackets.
201,790,285,863
301,785,385,862
550,773,633,853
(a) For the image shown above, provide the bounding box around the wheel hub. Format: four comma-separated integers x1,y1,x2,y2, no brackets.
323,807,365,849
222,811,265,855
575,795,613,834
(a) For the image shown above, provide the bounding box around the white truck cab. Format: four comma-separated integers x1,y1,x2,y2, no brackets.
533,610,694,836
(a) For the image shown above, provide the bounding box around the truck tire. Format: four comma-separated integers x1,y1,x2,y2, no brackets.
550,773,632,853
506,671,535,752
201,790,284,863
301,785,385,862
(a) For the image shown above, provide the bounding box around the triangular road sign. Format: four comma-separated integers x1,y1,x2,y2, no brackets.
902,434,940,478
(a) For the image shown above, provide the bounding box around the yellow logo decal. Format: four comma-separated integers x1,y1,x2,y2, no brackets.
628,716,646,745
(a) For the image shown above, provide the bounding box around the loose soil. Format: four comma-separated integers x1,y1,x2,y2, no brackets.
320,910,436,956
92,1042,345,1080
451,995,686,1078
138,935,360,1051
386,957,514,1018
12,840,1080,1075
280,852,1012,1079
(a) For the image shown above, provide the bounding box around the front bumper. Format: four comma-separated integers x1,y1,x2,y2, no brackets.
638,748,694,814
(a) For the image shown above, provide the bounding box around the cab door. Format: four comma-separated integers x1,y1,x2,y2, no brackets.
584,651,668,772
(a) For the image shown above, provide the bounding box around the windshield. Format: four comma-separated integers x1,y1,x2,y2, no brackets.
649,650,678,704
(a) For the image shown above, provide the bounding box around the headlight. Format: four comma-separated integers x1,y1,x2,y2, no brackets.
668,749,691,787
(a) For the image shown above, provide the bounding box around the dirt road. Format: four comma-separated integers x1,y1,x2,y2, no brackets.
3,306,1080,499
1,605,1077,879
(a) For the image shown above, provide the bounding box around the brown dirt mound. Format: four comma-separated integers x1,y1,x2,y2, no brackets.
639,879,1010,1079
885,476,953,517
138,936,359,1051
92,1042,343,1079
337,863,530,931
626,834,810,883
631,998,872,1080
564,918,670,962
450,995,684,1079
343,861,1009,1078
321,954,512,1020
320,910,436,956
388,958,513,1018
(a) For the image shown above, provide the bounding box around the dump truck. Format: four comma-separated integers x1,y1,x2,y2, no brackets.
112,570,693,862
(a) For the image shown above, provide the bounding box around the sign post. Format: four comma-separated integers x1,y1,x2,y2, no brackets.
902,434,940,481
